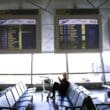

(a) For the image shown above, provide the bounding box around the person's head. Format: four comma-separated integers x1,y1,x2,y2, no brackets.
63,72,67,79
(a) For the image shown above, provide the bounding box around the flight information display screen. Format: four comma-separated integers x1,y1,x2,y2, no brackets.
54,9,101,53
58,18,99,49
0,19,36,50
0,9,41,53
55,17,101,53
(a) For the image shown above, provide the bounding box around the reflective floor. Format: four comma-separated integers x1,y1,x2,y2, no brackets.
33,91,58,110
33,88,109,110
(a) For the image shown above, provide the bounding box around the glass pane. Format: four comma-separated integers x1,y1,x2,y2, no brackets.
0,54,31,74
33,53,66,73
102,51,110,72
102,51,110,83
32,74,63,84
68,53,102,73
105,73,110,83
69,73,103,83
0,75,30,84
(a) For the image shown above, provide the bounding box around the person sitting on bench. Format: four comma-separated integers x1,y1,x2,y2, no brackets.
51,72,70,99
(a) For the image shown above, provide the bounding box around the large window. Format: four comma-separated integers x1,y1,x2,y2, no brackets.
0,53,105,84
68,53,103,83
0,54,31,84
32,53,66,84
102,51,110,83
68,53,102,73
33,53,66,74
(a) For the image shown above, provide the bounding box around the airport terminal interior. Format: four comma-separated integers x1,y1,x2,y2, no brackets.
0,0,110,110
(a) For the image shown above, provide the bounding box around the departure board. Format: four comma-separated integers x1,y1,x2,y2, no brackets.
0,10,41,53
55,9,101,53
58,19,99,49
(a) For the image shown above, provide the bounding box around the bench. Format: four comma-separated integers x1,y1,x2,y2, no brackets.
0,82,35,110
92,96,110,110
0,90,30,110
67,84,110,110
18,82,36,94
55,83,97,110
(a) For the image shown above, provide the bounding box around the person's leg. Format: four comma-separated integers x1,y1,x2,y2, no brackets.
52,82,59,97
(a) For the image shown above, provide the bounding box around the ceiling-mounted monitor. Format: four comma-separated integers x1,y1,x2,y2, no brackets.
0,9,41,53
54,9,102,53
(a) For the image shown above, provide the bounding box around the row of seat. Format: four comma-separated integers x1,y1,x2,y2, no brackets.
55,83,94,110
65,83,97,110
0,82,36,110
56,83,110,110
67,83,110,110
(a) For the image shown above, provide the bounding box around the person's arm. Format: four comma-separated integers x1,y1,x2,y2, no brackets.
58,77,62,83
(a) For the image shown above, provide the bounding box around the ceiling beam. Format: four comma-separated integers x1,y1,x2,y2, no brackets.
86,0,96,8
97,0,109,8
26,0,53,14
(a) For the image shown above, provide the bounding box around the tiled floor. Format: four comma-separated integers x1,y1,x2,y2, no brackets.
32,89,110,110
90,88,110,103
33,92,58,110
33,91,68,110
90,89,106,102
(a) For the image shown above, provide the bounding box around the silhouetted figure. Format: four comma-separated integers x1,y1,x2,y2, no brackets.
52,73,70,99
